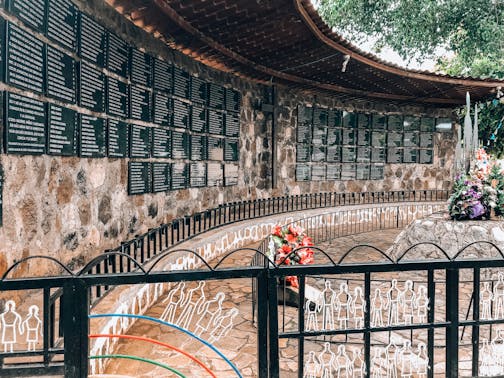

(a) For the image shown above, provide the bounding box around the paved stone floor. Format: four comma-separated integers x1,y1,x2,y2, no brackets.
98,227,504,377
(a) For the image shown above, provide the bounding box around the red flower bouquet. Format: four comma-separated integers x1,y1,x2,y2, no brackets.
268,225,314,287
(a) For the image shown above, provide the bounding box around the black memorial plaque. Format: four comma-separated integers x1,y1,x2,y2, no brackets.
388,115,403,131
404,132,419,147
153,92,172,127
371,148,386,163
191,105,207,133
48,104,77,156
420,133,433,148
371,131,386,147
5,93,46,155
420,149,433,164
297,106,313,141
152,162,170,193
341,164,356,180
370,164,385,180
356,164,370,180
358,114,371,129
296,144,311,162
341,147,356,162
207,136,223,161
207,162,223,187
327,128,341,146
79,114,106,157
311,146,326,162
403,148,418,163
208,83,224,110
151,127,171,159
129,124,151,158
0,164,3,226
130,48,152,87
47,46,76,103
225,112,240,138
342,111,357,128
107,119,128,158
312,165,326,181
190,134,207,161
387,132,403,147
387,147,403,164
328,109,342,127
326,145,340,163
313,126,327,146
173,67,190,98
6,22,45,93
153,58,172,93
47,0,77,51
314,108,328,127
326,164,341,180
128,161,151,195
225,88,241,112
190,162,206,188
106,32,129,77
357,128,370,146
420,117,435,132
372,114,387,130
79,62,105,112
8,0,45,32
190,76,207,104
173,99,190,129
295,164,311,181
172,131,189,160
79,13,106,67
171,163,189,190
356,146,371,163
224,164,239,186
404,116,420,131
208,110,224,135
298,105,313,125
106,77,129,117
130,85,152,122
224,139,239,161
342,129,356,145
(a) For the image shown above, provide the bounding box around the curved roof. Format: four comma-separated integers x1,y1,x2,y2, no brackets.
106,0,504,106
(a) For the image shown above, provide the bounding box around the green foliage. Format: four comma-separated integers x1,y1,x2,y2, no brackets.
318,0,504,79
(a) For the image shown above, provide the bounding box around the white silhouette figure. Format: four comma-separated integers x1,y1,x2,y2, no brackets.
352,348,365,378
481,281,494,320
385,280,401,326
481,338,499,376
351,286,366,329
0,301,23,353
416,342,428,378
22,305,42,351
160,282,186,324
400,281,416,325
371,347,385,378
318,281,336,330
318,342,336,378
398,340,414,378
333,344,351,378
305,298,319,331
371,288,384,327
194,292,225,336
335,283,352,330
415,286,429,323
385,341,399,378
208,308,239,343
176,281,206,329
304,350,321,378
494,272,504,319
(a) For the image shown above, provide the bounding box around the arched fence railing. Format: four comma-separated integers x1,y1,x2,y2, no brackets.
2,242,504,377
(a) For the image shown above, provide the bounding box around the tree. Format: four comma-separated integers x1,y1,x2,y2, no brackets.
317,0,504,79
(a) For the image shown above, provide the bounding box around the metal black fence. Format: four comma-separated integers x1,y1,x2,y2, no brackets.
2,242,504,377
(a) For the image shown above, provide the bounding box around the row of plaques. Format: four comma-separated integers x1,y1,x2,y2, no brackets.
3,92,239,161
128,161,239,195
296,145,433,164
0,4,242,112
296,164,385,181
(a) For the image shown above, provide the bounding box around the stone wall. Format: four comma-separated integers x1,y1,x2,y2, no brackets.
0,0,458,275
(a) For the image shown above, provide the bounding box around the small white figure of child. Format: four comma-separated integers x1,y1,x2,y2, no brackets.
22,305,42,351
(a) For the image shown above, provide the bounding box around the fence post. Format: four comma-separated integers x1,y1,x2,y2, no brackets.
256,270,269,378
446,268,459,377
268,270,280,378
63,280,89,378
